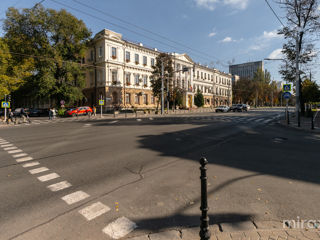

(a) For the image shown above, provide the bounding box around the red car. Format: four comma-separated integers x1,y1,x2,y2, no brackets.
65,106,93,117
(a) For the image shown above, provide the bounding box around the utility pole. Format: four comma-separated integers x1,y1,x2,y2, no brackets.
161,61,164,115
295,32,300,127
94,46,97,107
167,70,169,114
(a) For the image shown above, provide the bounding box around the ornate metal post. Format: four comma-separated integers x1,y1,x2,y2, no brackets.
199,157,211,240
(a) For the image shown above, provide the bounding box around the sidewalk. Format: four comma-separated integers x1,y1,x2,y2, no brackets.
279,112,320,133
128,220,320,240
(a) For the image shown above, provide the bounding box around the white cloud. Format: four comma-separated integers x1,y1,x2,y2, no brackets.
194,0,249,11
268,48,284,59
222,37,233,42
208,30,217,37
262,30,281,39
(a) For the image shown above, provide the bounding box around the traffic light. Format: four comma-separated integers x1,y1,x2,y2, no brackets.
8,95,11,102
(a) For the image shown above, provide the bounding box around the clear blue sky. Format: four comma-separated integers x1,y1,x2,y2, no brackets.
1,0,319,83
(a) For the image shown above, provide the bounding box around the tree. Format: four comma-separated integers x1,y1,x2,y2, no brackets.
150,53,173,110
3,5,91,106
301,78,320,103
277,0,320,112
0,38,33,99
194,89,204,107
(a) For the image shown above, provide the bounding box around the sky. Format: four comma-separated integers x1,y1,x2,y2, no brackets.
0,0,319,84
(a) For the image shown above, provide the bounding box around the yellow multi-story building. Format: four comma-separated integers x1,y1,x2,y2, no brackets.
83,29,232,110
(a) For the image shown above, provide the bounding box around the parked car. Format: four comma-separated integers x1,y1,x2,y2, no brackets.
65,106,93,117
215,105,230,112
243,104,250,111
230,104,238,111
29,108,49,117
231,104,247,112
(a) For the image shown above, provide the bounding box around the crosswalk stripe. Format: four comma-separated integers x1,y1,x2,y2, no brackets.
12,153,28,158
16,156,33,162
4,146,18,151
37,173,60,182
47,181,72,192
79,202,110,221
1,144,13,147
8,149,23,154
29,167,49,174
22,161,40,168
102,216,137,239
61,191,90,205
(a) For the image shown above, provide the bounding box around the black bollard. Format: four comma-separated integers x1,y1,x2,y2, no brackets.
311,111,314,130
199,157,211,240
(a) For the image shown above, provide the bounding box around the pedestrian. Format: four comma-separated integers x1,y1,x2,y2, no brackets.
93,106,96,117
52,108,57,119
6,108,14,124
49,108,53,120
21,108,31,123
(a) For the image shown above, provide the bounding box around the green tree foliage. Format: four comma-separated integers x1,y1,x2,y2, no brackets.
0,38,33,98
194,89,204,107
301,78,320,103
3,5,91,105
150,53,173,109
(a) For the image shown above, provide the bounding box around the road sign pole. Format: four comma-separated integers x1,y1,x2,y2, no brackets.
286,99,289,125
4,95,7,123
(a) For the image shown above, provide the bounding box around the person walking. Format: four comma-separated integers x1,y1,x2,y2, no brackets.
21,108,31,123
49,108,53,120
52,108,57,120
93,106,96,117
6,108,14,124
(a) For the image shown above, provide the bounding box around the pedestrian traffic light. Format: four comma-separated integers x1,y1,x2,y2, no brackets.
8,95,11,102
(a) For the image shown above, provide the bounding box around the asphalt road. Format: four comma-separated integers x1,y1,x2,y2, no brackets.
0,109,319,240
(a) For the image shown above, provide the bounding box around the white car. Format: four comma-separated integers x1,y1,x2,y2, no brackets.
215,105,230,112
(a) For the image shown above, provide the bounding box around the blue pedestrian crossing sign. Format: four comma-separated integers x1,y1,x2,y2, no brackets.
1,101,10,108
283,92,291,99
283,84,292,92
99,100,104,105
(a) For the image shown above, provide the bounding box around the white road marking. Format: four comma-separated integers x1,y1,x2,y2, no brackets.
102,217,137,239
37,173,60,182
136,119,142,122
12,153,28,158
79,202,110,221
149,118,153,120
4,146,18,151
29,167,49,174
0,141,9,144
22,161,40,168
8,149,23,154
1,144,13,147
61,191,90,205
84,123,92,126
47,181,72,192
109,120,118,124
16,156,33,162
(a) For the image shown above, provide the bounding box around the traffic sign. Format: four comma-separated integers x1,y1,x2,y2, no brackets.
1,101,10,108
60,100,65,105
283,84,292,92
99,100,105,105
283,92,291,99
105,97,112,101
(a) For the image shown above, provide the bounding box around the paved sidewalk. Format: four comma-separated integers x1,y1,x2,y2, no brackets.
128,221,320,240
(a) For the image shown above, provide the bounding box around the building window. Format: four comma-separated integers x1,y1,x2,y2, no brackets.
125,93,130,104
135,74,140,85
204,73,206,79
99,46,103,58
90,50,94,61
151,58,155,66
201,72,203,79
125,51,130,62
111,47,117,59
135,54,139,64
111,70,117,84
176,64,180,71
197,71,199,78
125,72,131,85
135,94,139,104
151,95,155,104
143,94,147,104
143,75,148,86
89,71,94,86
143,56,147,66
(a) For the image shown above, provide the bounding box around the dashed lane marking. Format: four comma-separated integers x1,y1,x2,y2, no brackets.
61,191,90,205
22,162,40,168
1,144,14,147
4,146,18,151
29,167,49,174
16,156,33,163
47,181,72,192
79,202,110,221
8,149,23,154
12,153,28,158
108,120,118,124
102,216,137,239
37,173,60,182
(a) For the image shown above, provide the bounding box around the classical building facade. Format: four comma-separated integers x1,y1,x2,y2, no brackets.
84,29,232,110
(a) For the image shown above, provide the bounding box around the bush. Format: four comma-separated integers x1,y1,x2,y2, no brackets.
58,108,66,117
